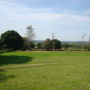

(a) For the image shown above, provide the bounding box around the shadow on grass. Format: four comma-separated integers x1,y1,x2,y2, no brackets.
0,54,32,82
0,55,32,82
0,55,32,65
0,70,15,82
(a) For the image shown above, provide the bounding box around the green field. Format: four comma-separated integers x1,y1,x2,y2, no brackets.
0,51,90,90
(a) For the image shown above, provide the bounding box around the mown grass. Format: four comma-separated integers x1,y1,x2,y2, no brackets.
0,51,90,90
0,51,90,65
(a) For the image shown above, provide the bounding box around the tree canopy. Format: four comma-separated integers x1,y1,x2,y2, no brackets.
1,30,23,50
42,39,62,51
51,39,62,50
43,39,52,51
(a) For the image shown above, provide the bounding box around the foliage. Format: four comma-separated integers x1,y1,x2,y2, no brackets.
37,42,42,49
28,41,35,50
23,37,35,50
42,39,62,51
62,42,90,51
62,44,69,50
1,30,23,50
0,39,2,49
86,44,90,51
51,39,62,50
42,39,52,51
87,46,90,51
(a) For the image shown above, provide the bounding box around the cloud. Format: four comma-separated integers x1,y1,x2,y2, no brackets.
72,0,81,4
0,0,90,22
84,10,90,16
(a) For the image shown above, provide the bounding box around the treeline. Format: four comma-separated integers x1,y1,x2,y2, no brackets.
0,30,62,51
36,39,61,51
62,42,90,51
0,30,90,51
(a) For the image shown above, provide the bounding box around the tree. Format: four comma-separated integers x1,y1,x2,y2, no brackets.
85,44,90,51
37,43,42,49
23,37,35,51
0,39,2,50
26,25,35,51
51,39,62,50
1,30,23,50
0,35,1,49
42,39,62,51
43,39,52,51
63,44,69,50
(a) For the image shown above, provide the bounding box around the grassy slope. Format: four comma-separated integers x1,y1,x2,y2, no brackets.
0,51,90,90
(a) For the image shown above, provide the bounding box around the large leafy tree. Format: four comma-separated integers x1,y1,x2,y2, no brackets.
51,39,62,50
1,30,23,50
43,39,52,51
42,39,62,51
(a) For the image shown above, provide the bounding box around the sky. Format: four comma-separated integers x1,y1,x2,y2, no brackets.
0,0,90,41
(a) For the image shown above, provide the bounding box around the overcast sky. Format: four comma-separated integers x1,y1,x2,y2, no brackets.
0,0,90,41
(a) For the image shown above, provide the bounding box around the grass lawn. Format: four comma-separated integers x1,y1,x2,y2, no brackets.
0,51,90,90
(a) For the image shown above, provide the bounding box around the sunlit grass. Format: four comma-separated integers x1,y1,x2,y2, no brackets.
0,51,90,90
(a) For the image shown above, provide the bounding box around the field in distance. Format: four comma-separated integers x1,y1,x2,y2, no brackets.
0,51,90,90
